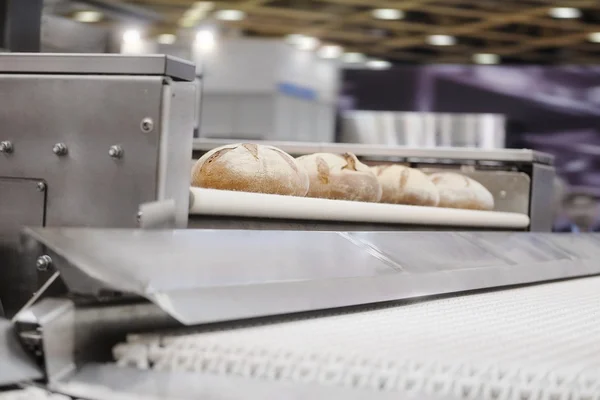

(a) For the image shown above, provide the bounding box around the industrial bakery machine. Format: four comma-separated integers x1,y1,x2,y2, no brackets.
2,53,600,400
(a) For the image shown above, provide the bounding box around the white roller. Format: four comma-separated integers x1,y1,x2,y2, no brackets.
189,187,530,229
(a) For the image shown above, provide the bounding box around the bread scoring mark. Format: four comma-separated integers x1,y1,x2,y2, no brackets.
272,148,299,173
202,147,234,168
430,175,442,185
373,165,388,176
341,153,358,171
242,143,260,160
316,156,330,184
399,168,410,189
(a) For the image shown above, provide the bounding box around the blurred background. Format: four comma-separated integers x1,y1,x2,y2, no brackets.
7,0,600,230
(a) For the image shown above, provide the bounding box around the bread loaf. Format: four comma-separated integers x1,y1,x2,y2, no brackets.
191,143,309,196
429,172,494,211
296,152,382,202
372,165,439,206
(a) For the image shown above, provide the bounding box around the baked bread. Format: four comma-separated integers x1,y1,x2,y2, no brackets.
191,143,309,196
372,165,439,206
429,172,494,211
296,152,382,202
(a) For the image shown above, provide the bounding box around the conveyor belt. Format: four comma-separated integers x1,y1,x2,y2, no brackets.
114,276,600,399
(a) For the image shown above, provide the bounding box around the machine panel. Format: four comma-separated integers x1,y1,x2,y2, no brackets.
0,75,163,228
23,228,600,325
0,178,45,316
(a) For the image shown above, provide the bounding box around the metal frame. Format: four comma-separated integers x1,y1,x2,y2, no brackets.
192,138,554,164
0,54,196,81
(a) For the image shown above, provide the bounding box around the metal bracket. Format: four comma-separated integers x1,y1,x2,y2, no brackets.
137,199,177,229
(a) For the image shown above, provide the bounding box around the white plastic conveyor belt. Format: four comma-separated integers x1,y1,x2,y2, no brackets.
114,275,600,400
188,188,530,229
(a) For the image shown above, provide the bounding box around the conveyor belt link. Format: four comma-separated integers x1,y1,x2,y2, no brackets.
114,276,600,400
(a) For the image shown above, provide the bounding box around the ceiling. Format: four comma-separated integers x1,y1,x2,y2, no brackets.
65,0,600,64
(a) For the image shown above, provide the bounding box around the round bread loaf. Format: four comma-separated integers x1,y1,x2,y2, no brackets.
296,152,382,202
429,172,494,211
191,143,309,196
372,165,439,206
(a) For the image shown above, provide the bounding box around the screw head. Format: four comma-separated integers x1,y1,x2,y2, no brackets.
36,255,52,271
52,143,68,156
140,118,154,133
0,141,13,153
108,145,123,159
36,182,46,192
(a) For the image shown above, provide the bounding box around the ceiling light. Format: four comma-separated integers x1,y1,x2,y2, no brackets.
157,34,176,45
342,52,366,63
215,9,246,21
589,32,600,43
549,7,581,19
318,44,343,59
73,10,103,23
473,53,499,65
196,29,215,51
286,34,319,51
285,34,319,51
427,34,456,46
366,59,391,70
285,34,303,45
372,8,404,20
122,29,141,44
298,36,320,51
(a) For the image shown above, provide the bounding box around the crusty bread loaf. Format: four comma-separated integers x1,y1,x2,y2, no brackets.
429,172,494,211
191,143,309,196
372,165,439,206
296,152,382,202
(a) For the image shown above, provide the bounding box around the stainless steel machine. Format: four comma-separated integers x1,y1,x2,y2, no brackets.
2,53,599,400
0,53,196,316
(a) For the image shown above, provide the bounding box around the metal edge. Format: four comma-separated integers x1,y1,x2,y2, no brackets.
156,79,195,228
191,138,554,164
149,258,600,325
0,54,195,81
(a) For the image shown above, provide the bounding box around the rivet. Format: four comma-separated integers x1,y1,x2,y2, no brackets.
0,141,13,153
140,118,154,133
36,255,52,271
52,143,68,156
36,182,46,192
109,145,124,159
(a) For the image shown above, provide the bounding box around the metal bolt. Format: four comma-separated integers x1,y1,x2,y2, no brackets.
108,145,124,159
36,255,52,271
0,141,13,153
52,143,68,156
140,118,154,133
36,182,46,192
